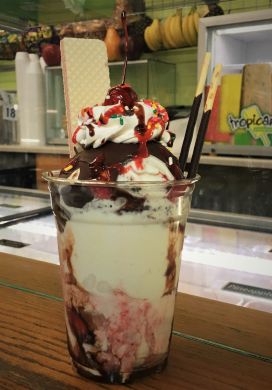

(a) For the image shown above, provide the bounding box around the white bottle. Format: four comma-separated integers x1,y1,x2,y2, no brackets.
15,51,29,142
23,53,46,145
40,56,46,74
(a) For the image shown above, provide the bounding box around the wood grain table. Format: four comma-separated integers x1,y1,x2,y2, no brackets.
0,253,272,390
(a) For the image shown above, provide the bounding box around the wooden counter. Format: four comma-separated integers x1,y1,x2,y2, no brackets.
0,144,69,155
0,253,272,389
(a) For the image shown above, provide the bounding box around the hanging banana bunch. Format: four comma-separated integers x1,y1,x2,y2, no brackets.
144,7,200,51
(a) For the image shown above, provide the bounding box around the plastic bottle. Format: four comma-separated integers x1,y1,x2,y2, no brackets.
23,53,46,145
40,56,46,74
15,51,29,143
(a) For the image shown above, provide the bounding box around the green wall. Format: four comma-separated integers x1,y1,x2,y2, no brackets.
0,0,271,103
143,47,197,106
0,61,16,91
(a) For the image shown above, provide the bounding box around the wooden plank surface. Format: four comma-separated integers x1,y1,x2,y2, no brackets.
0,253,62,297
174,293,272,359
35,154,68,191
1,285,272,390
1,253,272,360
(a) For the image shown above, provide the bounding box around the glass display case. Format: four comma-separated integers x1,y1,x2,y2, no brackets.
0,90,19,144
190,9,272,229
45,66,67,145
109,58,176,107
198,9,272,157
182,8,272,311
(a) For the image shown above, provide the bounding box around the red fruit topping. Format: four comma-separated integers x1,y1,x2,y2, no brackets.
103,84,138,108
133,156,144,170
86,107,93,117
91,187,112,200
167,184,189,201
111,162,131,175
72,126,81,144
67,307,88,342
103,104,125,124
99,169,111,181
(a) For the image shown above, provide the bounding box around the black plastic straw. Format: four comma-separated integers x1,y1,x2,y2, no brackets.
187,63,222,179
121,10,128,85
178,94,202,172
178,52,211,172
187,110,211,178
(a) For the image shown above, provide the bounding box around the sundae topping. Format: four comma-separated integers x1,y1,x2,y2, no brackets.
72,97,172,150
103,83,138,107
66,10,181,184
64,87,184,182
60,142,183,182
121,10,128,86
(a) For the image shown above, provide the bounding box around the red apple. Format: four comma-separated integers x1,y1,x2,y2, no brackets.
41,43,61,66
120,35,144,61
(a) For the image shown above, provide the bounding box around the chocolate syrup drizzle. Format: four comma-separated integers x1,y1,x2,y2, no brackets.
60,142,182,184
121,10,128,85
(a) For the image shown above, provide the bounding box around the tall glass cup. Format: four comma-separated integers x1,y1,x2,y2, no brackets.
43,171,199,384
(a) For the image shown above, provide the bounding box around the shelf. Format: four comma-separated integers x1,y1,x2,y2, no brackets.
46,51,195,71
222,63,244,73
199,155,272,169
144,0,272,14
0,144,69,155
189,208,272,233
0,143,271,169
108,58,177,66
47,59,164,70
202,144,272,159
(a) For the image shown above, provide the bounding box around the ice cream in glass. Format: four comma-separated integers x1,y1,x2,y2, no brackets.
43,12,199,385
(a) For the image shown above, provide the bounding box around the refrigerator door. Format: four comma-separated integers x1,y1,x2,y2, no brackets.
198,9,272,157
198,9,272,81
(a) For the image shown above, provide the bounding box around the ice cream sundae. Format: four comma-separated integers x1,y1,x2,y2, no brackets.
42,10,213,385
46,79,195,383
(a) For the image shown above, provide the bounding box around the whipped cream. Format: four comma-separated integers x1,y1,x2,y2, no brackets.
118,155,175,181
72,99,172,149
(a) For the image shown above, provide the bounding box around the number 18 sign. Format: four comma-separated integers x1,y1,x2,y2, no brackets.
1,91,18,122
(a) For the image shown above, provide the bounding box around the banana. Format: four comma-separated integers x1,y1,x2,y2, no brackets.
193,10,199,33
182,7,198,47
187,13,197,46
169,13,186,48
160,18,172,49
149,18,162,49
182,15,193,46
144,26,158,51
164,16,177,48
146,11,197,51
197,5,209,18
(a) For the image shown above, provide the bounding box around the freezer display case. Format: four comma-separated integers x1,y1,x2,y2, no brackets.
45,66,67,145
189,9,272,229
198,9,272,157
181,9,272,312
